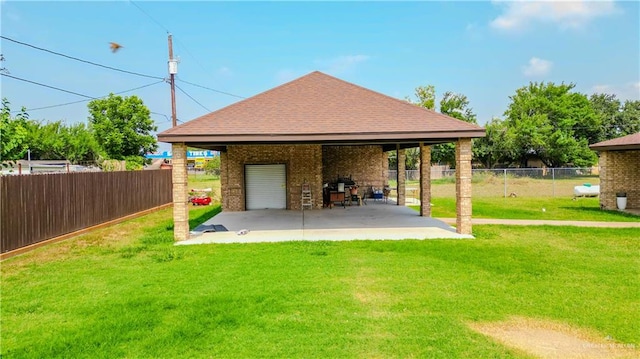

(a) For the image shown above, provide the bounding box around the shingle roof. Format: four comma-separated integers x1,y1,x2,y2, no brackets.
158,71,485,146
590,132,640,151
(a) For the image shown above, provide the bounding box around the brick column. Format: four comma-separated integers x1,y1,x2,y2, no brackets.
220,151,229,210
172,143,190,241
382,151,389,186
420,143,431,217
397,146,406,206
600,151,617,210
455,138,472,234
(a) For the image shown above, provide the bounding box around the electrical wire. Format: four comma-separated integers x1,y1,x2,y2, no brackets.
127,1,237,97
173,37,212,76
4,68,175,125
129,0,170,34
13,80,165,112
175,84,210,112
176,76,246,99
1,35,164,80
2,73,94,99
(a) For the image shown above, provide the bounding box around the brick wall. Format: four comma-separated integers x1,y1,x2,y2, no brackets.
222,144,323,211
322,145,386,197
599,150,640,210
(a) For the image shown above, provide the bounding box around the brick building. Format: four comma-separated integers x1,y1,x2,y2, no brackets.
590,132,640,211
158,71,485,240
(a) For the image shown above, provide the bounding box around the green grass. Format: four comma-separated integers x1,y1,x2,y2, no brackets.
412,197,640,222
1,208,638,358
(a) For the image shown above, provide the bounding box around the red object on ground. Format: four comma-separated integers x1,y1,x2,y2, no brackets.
190,196,212,206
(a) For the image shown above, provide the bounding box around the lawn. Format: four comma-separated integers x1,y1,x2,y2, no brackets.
390,175,600,198
1,206,638,358
414,197,640,222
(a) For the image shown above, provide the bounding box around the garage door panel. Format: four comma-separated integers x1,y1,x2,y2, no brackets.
245,164,286,210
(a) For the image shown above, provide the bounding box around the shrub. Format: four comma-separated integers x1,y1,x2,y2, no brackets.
204,156,221,176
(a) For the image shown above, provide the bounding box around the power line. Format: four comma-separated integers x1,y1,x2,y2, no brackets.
152,112,183,124
173,37,211,75
4,72,173,124
1,35,164,80
176,76,246,99
175,83,210,112
118,2,248,103
150,111,177,124
14,80,165,112
127,1,229,95
2,73,94,99
129,0,170,34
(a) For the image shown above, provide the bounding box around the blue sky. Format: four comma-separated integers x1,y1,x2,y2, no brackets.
2,1,639,151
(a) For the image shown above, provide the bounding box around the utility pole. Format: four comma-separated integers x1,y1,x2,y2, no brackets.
168,34,178,127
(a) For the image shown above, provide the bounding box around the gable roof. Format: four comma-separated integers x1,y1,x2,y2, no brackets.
590,132,640,151
158,71,485,149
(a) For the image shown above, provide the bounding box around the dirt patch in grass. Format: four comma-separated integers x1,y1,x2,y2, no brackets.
469,317,638,359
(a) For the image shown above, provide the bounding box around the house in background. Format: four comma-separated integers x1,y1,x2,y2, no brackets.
590,132,640,212
158,71,485,240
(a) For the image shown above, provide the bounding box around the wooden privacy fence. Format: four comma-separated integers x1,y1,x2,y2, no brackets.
1,170,172,253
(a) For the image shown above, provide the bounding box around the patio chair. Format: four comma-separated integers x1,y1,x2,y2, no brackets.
348,186,365,206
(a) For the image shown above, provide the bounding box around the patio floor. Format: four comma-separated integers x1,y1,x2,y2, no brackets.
177,201,473,245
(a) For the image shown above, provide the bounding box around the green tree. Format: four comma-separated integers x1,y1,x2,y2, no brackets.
406,85,436,110
502,82,598,167
204,156,221,176
23,120,101,163
432,92,478,167
590,93,640,141
24,120,65,160
620,100,640,135
88,94,157,161
403,85,437,170
439,91,477,124
0,53,7,74
0,98,29,162
62,123,102,163
472,118,514,168
405,87,479,168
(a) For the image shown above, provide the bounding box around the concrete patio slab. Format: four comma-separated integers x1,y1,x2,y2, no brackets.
177,202,472,245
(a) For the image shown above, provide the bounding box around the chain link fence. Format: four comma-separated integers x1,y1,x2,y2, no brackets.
388,167,599,198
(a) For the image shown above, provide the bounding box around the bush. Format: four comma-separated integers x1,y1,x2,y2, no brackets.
125,155,146,170
204,156,220,176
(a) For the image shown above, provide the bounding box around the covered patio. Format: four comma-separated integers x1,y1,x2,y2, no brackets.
158,71,486,241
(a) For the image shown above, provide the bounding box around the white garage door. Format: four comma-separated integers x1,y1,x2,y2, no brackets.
245,164,286,210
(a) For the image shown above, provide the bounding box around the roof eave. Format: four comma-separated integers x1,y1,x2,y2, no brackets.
157,129,486,144
589,144,640,151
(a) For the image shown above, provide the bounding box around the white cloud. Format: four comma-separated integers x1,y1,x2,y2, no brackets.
490,0,618,31
522,57,553,77
314,54,370,75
